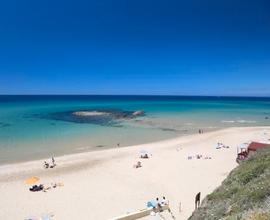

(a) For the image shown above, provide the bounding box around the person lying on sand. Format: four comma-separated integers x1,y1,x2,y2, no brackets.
216,142,230,149
43,186,52,192
42,183,64,192
216,143,222,149
51,183,57,188
43,158,56,169
141,154,149,159
133,161,142,168
188,155,212,160
29,184,44,192
44,161,49,169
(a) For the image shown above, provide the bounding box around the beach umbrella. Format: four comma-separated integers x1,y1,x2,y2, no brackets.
25,176,40,185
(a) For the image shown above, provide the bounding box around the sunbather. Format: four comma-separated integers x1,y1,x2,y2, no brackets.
44,161,49,169
29,184,44,192
133,161,142,168
43,186,52,192
141,154,149,159
51,183,57,188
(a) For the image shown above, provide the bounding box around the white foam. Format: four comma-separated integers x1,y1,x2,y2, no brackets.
221,120,235,123
237,120,256,123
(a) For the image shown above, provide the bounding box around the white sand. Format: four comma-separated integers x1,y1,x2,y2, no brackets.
0,126,269,220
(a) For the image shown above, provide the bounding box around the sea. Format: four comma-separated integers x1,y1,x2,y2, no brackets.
0,95,270,164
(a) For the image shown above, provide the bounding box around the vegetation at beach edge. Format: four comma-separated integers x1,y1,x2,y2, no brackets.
188,148,270,220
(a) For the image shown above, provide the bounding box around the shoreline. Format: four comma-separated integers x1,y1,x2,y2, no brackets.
0,126,249,169
1,125,269,167
0,126,270,220
0,126,269,179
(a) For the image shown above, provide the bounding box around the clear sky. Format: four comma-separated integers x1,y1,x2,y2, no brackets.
0,0,270,96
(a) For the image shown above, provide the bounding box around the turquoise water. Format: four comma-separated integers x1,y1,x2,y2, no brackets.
0,95,270,164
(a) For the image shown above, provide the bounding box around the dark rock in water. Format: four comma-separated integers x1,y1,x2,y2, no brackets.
43,109,145,126
0,122,12,128
265,116,269,120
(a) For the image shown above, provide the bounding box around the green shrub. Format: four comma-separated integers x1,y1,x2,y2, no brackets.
188,148,270,220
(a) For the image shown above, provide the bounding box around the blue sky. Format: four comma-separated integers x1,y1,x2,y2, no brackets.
0,0,270,96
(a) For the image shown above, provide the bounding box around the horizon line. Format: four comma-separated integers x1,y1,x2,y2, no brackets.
1,94,270,98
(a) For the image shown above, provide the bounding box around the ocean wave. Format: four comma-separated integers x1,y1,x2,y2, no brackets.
236,120,257,123
221,120,257,124
221,120,235,123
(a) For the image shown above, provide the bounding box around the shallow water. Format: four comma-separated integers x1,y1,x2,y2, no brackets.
0,95,270,164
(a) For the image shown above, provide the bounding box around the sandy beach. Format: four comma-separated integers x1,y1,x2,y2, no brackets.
0,126,270,220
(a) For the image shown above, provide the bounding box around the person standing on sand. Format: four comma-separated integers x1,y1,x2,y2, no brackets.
52,157,55,166
195,192,201,210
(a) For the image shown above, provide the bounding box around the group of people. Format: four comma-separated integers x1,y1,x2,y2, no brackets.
140,153,150,159
134,150,151,168
147,196,169,210
29,182,63,192
188,154,212,160
44,157,56,169
157,197,169,207
216,142,229,149
29,184,44,192
198,129,204,134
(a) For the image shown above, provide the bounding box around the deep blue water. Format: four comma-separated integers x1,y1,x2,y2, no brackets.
1,95,270,102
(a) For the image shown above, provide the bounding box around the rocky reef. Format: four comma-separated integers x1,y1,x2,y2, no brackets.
46,109,145,126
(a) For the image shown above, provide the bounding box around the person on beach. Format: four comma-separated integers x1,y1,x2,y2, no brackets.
161,196,168,206
195,192,201,210
51,182,57,188
44,161,49,169
52,157,55,167
133,161,142,168
156,198,162,209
